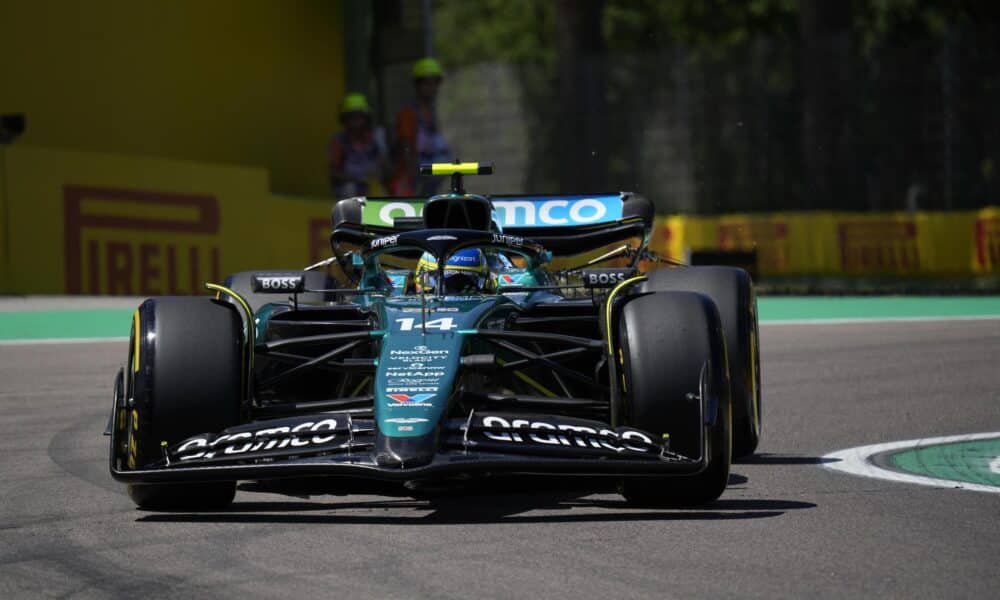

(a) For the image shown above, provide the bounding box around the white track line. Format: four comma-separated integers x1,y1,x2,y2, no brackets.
762,315,1000,326
0,336,129,346
1,315,998,344
823,432,1000,494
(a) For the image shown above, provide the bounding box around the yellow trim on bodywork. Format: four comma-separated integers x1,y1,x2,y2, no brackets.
430,162,480,175
604,275,646,402
206,283,254,329
604,275,647,351
205,283,256,408
132,309,140,373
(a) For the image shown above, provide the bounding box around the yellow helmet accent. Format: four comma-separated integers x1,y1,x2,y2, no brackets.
412,57,445,79
416,253,438,274
340,93,372,116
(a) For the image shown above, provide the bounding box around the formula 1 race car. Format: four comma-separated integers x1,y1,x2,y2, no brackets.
106,162,761,509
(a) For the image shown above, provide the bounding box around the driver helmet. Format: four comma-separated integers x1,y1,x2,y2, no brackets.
415,249,490,294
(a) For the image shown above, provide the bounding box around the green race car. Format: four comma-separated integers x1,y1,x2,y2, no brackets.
106,162,761,510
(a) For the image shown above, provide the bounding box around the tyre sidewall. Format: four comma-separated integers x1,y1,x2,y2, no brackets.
642,266,760,456
618,291,732,505
127,297,243,470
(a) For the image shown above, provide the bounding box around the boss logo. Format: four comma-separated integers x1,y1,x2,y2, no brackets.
251,274,305,293
581,268,636,289
589,272,625,284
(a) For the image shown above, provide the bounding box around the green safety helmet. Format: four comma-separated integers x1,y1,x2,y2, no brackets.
412,57,444,80
340,93,372,116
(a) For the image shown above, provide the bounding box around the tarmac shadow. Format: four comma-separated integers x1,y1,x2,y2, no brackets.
137,492,816,526
736,453,838,465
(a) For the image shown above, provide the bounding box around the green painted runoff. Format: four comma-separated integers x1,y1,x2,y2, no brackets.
0,309,133,341
889,437,1000,487
1,296,999,341
757,296,1000,321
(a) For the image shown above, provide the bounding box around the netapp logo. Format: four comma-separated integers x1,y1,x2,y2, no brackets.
252,275,304,293
176,419,339,460
480,415,655,453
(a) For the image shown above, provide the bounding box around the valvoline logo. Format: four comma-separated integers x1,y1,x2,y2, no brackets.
387,393,435,403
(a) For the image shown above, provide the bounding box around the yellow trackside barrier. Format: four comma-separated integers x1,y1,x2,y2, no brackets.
0,145,334,295
974,207,1000,273
0,143,996,295
652,209,998,277
0,150,8,292
0,1,345,197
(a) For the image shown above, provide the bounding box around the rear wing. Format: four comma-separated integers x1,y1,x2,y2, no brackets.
330,192,653,255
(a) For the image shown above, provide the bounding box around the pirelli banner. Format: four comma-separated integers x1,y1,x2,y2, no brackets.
0,146,333,295
0,145,998,295
650,209,1000,277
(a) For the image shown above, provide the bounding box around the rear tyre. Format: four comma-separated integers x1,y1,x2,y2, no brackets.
124,297,243,510
642,266,761,458
618,291,732,506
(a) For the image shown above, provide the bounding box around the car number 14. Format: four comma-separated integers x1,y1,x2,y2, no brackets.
394,317,457,332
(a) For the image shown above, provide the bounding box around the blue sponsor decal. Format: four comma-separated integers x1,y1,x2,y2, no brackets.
491,195,622,228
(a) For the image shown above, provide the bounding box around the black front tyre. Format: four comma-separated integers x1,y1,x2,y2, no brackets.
122,297,243,510
617,291,732,506
642,266,761,458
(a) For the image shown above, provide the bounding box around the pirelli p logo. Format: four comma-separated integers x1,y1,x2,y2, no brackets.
718,220,789,273
64,185,221,295
838,220,919,273
975,216,1000,271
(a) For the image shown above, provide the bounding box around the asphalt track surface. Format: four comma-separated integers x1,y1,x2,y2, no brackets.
1,319,998,598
